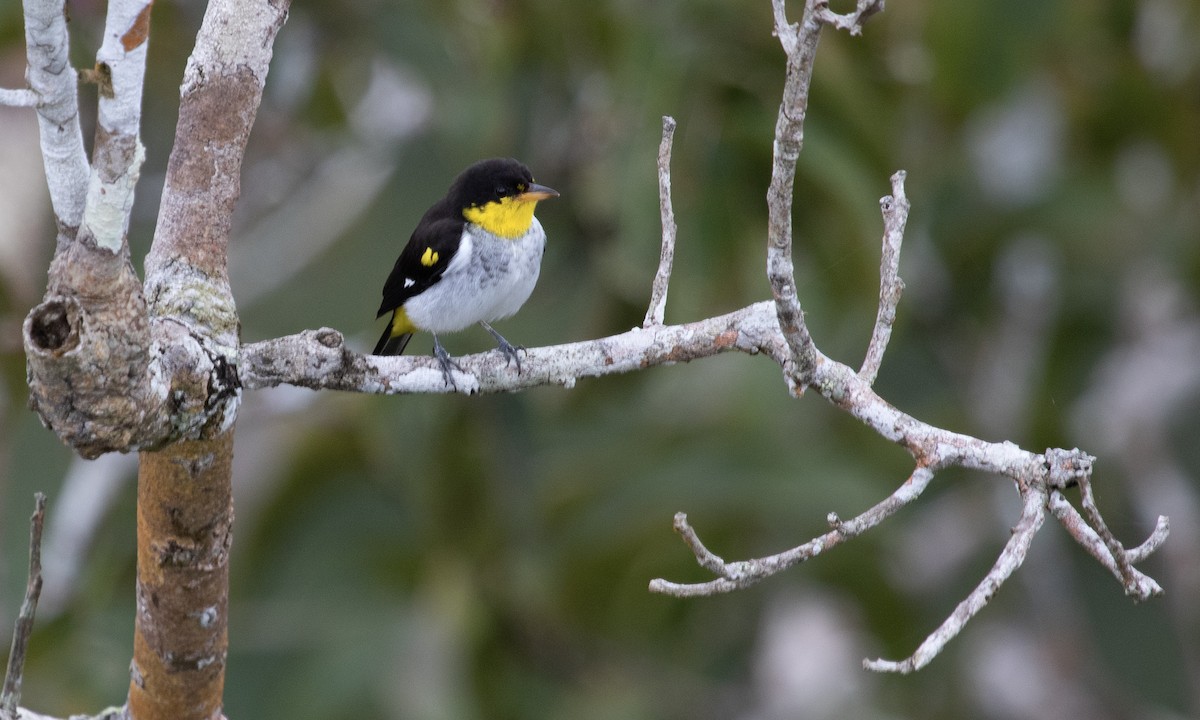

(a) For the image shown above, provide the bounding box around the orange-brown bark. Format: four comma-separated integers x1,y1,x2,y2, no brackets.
129,433,234,720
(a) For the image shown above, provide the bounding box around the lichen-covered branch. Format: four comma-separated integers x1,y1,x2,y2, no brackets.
3,0,89,228
141,0,291,442
644,115,679,328
859,170,909,385
1048,490,1168,599
650,466,935,597
643,0,1166,674
85,0,152,253
765,0,824,391
865,481,1048,674
22,0,162,459
240,303,789,395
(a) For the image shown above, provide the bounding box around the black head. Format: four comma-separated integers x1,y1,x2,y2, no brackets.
447,158,557,210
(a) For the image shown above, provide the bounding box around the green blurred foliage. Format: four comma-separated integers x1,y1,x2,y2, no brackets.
2,0,1199,718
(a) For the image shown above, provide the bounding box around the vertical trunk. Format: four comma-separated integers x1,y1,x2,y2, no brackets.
129,433,235,720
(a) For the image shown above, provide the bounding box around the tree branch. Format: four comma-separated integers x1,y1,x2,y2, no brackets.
640,0,1165,672
766,0,823,392
859,170,909,385
864,480,1047,674
644,115,679,328
240,303,789,395
765,0,887,394
649,466,935,596
6,0,89,228
1048,490,1167,600
84,0,152,253
22,0,160,459
0,88,39,107
1,495,47,720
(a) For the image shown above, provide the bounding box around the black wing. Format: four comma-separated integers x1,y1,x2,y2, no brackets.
377,212,466,318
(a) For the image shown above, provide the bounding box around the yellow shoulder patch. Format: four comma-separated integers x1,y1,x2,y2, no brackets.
420,247,439,266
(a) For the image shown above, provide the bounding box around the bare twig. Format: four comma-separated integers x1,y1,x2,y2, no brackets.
859,170,909,385
1075,469,1144,596
0,89,39,107
650,466,935,596
812,0,886,36
865,481,1047,674
767,0,887,393
1,494,48,720
644,116,679,328
668,512,728,575
766,0,823,391
1042,447,1164,598
1048,491,1167,600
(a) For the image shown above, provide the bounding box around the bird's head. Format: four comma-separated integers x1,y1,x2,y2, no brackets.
452,158,559,238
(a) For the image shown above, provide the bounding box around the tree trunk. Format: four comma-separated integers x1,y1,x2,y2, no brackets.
129,434,235,720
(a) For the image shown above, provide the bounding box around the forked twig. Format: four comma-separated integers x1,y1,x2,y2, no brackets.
1048,491,1167,600
650,467,935,596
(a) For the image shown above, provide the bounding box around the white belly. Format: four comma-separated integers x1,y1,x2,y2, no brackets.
404,220,545,334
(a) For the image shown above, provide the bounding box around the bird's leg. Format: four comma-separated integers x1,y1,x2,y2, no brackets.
431,334,464,389
479,321,522,373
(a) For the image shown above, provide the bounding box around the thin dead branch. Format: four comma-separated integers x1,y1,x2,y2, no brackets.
644,116,679,328
650,466,936,596
864,481,1047,673
859,170,909,385
1,494,47,720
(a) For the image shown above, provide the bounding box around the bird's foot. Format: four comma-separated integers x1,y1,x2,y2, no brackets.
432,335,464,389
480,321,523,374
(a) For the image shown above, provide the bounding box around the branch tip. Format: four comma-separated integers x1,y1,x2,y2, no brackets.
0,88,40,107
644,115,679,328
859,170,910,384
2,494,49,718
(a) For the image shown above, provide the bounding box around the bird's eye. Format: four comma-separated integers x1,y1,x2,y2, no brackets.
494,184,508,197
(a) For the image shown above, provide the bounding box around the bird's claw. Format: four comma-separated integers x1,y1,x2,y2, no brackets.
495,337,523,373
480,321,523,375
432,336,464,390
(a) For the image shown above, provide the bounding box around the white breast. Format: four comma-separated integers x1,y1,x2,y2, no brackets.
403,219,546,334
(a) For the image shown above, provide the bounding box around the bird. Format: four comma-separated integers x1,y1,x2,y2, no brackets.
373,157,559,387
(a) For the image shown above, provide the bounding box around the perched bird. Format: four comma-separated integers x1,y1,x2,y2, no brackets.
373,158,558,386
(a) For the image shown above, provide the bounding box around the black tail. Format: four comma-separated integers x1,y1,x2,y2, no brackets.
373,323,413,356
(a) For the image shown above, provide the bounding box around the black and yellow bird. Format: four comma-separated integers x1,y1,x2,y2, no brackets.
373,158,558,385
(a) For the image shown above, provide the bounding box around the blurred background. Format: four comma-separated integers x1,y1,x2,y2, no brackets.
2,0,1198,717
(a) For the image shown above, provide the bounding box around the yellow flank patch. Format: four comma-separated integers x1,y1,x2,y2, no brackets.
462,196,538,239
390,307,416,336
420,247,439,266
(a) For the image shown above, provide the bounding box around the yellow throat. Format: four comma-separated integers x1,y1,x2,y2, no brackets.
462,196,539,239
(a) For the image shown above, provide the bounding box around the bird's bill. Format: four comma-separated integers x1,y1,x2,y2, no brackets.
518,182,560,202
